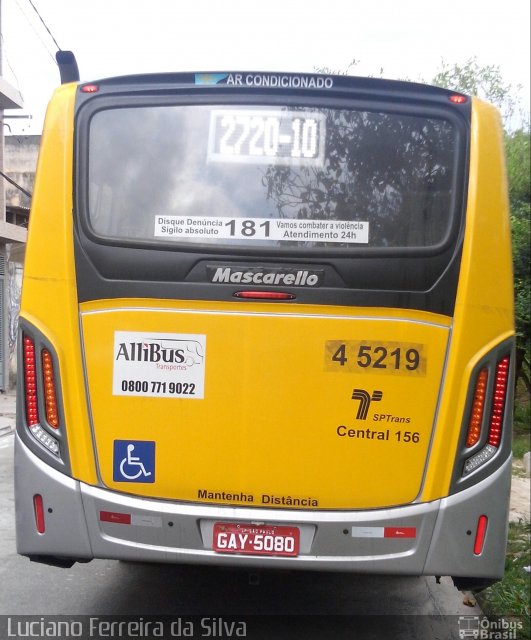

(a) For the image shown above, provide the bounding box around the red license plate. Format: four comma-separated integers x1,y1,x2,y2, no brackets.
213,522,300,557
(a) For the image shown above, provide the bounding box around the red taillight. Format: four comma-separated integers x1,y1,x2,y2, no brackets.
22,333,63,456
41,349,59,429
233,291,295,300
466,368,488,447
473,515,488,555
33,494,46,534
487,356,510,448
81,84,99,93
449,94,467,104
23,336,39,427
463,354,511,477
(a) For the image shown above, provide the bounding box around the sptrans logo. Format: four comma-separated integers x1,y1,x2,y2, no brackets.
112,331,206,399
351,389,383,420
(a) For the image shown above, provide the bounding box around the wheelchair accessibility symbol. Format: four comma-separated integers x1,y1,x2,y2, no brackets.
113,440,155,483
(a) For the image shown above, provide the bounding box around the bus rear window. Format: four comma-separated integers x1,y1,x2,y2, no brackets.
86,104,460,250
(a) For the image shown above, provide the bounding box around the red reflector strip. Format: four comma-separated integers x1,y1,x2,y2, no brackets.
488,356,510,448
33,494,45,534
474,515,488,555
100,511,131,525
23,336,39,427
233,291,295,300
384,527,417,538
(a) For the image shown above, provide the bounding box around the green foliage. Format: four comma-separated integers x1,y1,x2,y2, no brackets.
512,202,531,359
513,401,530,458
513,432,531,459
432,56,524,126
506,130,531,205
315,58,360,77
509,136,531,361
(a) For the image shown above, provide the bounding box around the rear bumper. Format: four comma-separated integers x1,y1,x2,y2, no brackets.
15,434,510,577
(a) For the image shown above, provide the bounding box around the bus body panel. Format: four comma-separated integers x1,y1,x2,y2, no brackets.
15,75,514,585
80,300,450,509
421,98,514,502
18,83,98,484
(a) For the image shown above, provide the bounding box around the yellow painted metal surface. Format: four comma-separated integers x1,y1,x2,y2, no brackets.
81,301,450,509
420,98,514,501
20,83,98,484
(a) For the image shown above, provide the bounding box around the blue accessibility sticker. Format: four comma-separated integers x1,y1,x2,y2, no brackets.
113,440,155,483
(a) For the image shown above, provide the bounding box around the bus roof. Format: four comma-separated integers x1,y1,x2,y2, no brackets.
75,70,469,103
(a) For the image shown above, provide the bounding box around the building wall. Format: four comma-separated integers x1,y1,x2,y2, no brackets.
4,135,39,388
4,134,39,208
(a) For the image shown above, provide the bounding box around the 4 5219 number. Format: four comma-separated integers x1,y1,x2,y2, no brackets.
325,341,426,376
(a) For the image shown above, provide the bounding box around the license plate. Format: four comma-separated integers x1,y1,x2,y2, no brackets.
213,522,300,557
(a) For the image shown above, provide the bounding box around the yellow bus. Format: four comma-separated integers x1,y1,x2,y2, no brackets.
15,59,514,591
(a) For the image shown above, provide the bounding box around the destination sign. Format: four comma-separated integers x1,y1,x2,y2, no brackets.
208,108,326,166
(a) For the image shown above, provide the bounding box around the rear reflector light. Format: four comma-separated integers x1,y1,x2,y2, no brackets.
384,527,417,538
42,349,59,429
463,444,497,475
29,424,60,455
474,515,488,555
100,511,132,525
23,336,39,427
33,494,45,534
487,356,510,448
466,368,488,447
233,291,295,300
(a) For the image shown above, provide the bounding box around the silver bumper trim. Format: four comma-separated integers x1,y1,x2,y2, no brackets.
15,435,511,577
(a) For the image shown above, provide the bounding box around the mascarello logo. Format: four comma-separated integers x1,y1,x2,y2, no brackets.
207,265,324,287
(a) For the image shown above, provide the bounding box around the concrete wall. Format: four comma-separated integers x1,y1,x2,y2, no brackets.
4,134,39,208
4,135,39,388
